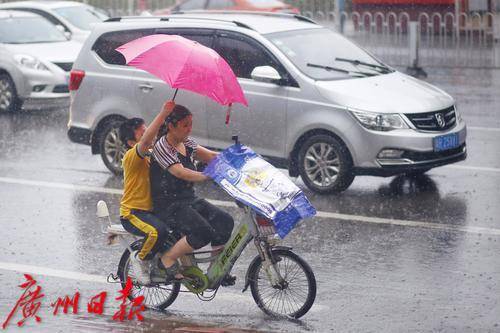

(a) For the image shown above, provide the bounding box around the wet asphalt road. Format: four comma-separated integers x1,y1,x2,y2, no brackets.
0,67,499,333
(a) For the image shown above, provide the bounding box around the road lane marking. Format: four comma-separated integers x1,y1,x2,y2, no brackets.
0,262,107,283
442,165,500,173
1,176,500,236
315,211,500,235
0,177,122,195
443,164,500,172
468,126,500,132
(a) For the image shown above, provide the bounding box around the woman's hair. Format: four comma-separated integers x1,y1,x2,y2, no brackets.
157,104,192,139
166,104,192,126
119,117,144,146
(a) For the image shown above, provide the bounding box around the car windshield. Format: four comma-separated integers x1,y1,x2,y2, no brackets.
266,28,389,80
54,5,108,30
0,16,67,43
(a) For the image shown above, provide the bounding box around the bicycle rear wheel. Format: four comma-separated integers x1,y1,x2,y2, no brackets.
248,249,316,318
117,242,180,310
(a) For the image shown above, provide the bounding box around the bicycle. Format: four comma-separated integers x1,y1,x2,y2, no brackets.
97,198,317,319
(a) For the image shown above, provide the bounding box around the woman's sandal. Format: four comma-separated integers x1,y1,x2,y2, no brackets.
153,261,183,282
164,261,185,281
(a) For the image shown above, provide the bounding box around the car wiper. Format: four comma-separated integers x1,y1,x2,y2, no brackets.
334,57,393,73
306,63,376,77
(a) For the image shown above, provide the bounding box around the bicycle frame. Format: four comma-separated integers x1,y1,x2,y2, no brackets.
202,206,255,288
185,204,284,290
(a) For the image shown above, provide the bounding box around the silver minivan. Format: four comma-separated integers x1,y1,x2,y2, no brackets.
68,12,467,193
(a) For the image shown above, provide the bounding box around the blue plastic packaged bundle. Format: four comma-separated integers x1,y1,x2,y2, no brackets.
204,143,316,238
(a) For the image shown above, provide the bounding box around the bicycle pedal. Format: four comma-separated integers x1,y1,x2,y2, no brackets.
220,275,236,287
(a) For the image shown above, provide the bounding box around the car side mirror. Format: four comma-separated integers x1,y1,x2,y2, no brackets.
250,66,282,84
55,25,71,39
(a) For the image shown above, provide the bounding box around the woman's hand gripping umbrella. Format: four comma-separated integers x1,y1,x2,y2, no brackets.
116,34,248,124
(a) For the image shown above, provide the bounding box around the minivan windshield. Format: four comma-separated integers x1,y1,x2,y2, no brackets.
0,16,67,43
266,28,390,80
54,5,108,30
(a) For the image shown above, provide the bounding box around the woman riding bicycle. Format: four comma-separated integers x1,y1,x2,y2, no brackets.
150,104,234,281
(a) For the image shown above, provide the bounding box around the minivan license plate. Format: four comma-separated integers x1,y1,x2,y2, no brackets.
433,133,459,152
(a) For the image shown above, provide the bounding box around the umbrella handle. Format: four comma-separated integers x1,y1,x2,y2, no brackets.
172,88,178,101
225,104,232,125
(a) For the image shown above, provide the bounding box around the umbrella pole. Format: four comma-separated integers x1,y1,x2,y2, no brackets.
172,88,178,101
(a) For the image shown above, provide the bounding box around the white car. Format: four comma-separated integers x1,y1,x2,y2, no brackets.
0,10,82,112
0,1,108,43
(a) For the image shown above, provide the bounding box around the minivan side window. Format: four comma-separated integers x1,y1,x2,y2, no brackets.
92,29,154,65
154,28,214,49
177,34,212,47
215,32,296,86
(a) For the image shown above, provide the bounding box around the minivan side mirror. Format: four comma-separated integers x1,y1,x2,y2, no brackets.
250,66,282,84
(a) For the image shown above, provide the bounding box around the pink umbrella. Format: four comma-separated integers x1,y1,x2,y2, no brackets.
116,34,248,122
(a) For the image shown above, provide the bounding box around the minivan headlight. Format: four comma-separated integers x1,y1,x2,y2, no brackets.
350,110,409,131
14,54,49,71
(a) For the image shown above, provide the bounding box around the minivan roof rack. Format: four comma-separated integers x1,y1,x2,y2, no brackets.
171,10,317,25
104,15,254,30
293,14,316,24
165,15,253,30
104,16,175,22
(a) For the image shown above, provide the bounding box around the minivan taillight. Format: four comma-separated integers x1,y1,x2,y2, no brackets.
69,70,85,91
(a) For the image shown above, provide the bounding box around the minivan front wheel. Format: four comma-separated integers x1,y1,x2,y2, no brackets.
298,134,355,194
99,121,126,175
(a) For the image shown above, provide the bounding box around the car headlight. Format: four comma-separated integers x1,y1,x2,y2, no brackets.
14,54,49,71
350,110,409,131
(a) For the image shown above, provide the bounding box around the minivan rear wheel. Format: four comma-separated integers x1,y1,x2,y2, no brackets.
99,121,126,175
0,74,21,113
298,134,355,194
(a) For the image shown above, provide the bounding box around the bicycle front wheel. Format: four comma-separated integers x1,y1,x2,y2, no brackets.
248,249,316,318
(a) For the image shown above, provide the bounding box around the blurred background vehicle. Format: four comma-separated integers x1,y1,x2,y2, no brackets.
0,10,82,112
0,1,109,43
153,0,299,15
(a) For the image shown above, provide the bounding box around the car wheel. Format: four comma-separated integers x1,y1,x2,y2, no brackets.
298,134,355,194
0,74,21,113
99,120,126,175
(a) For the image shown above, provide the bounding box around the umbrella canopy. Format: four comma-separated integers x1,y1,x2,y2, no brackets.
116,34,248,107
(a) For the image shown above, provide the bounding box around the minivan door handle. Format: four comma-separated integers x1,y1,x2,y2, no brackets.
138,83,154,93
